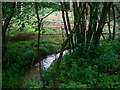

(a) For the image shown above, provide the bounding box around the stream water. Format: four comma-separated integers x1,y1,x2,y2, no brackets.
34,50,68,69
21,50,68,87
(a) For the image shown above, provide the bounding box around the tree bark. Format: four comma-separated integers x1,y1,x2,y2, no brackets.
112,5,116,40
73,2,79,45
54,10,82,87
2,2,16,59
63,2,74,50
93,2,112,44
54,31,73,88
60,2,69,37
107,9,112,41
81,3,86,45
34,2,43,81
86,3,93,47
60,2,72,52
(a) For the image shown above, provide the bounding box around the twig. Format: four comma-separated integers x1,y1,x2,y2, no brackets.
42,6,60,20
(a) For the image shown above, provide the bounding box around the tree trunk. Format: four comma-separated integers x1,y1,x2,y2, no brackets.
54,10,82,87
112,5,116,40
86,3,93,47
60,2,69,37
34,2,43,81
93,2,112,44
107,9,112,41
81,3,86,45
2,2,16,59
73,2,79,45
64,2,74,51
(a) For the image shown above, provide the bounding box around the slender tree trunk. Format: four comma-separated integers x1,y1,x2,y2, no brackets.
54,33,73,88
54,11,82,87
63,2,74,51
73,2,79,45
60,2,69,37
60,2,72,52
81,3,86,45
112,5,116,40
101,33,106,41
107,9,112,41
74,2,82,44
2,2,16,59
34,2,43,81
86,3,93,47
93,2,112,44
73,2,86,44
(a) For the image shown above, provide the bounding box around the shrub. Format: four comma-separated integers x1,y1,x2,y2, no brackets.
43,40,119,88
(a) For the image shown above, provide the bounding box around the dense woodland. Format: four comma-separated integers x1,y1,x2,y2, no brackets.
2,2,120,88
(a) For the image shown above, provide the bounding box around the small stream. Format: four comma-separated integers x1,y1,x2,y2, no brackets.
21,50,68,87
34,50,68,69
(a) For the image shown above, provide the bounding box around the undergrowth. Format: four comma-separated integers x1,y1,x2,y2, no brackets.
43,40,120,88
3,36,62,88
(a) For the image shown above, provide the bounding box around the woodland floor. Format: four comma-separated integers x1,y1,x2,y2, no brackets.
19,11,119,88
4,11,120,88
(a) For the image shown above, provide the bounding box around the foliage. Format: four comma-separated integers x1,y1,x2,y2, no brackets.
8,18,65,37
59,81,87,88
44,28,65,34
2,2,120,88
22,81,43,88
43,40,120,88
3,2,60,36
38,2,60,10
3,35,63,88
